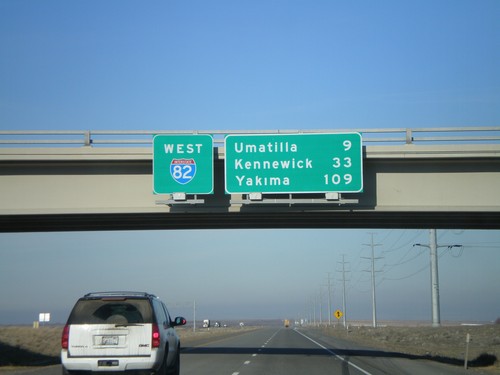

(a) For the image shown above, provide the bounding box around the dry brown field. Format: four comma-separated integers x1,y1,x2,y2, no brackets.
315,323,500,373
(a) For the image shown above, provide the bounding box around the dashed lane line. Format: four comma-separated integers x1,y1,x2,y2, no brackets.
294,329,373,375
231,329,282,375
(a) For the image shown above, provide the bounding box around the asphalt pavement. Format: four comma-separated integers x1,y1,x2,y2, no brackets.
180,327,474,375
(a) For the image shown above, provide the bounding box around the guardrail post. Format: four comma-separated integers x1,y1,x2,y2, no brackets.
83,131,92,146
405,128,413,144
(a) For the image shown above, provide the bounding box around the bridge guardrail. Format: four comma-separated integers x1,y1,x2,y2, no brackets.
0,127,499,147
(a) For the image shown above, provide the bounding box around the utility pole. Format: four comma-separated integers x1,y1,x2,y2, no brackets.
319,287,324,325
337,255,349,328
429,229,440,328
325,272,334,325
312,296,317,326
363,233,383,328
414,229,463,328
304,301,310,326
193,300,196,333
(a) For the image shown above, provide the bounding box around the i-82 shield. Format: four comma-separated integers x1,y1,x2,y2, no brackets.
170,159,196,185
153,135,213,194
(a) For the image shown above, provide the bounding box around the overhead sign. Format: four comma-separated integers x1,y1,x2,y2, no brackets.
153,134,213,194
224,133,363,194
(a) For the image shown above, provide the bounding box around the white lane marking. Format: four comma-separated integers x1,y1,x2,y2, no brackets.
294,329,373,375
244,360,251,365
252,353,257,357
260,330,280,347
231,373,239,375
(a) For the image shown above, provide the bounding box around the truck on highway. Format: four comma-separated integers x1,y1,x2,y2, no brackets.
203,319,210,328
284,319,290,328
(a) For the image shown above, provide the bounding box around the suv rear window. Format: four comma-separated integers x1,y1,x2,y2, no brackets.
67,298,154,324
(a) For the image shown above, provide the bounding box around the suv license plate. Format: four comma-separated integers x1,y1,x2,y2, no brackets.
101,335,119,345
98,360,119,367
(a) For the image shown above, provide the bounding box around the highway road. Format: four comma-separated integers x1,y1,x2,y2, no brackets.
7,327,473,375
180,327,471,375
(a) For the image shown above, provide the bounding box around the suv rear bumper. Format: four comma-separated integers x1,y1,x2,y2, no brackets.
61,350,161,372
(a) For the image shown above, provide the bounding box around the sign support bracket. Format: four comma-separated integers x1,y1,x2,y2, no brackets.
230,193,359,206
156,194,205,206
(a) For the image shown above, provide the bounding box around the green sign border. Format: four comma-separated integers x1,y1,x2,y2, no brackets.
224,133,363,194
153,134,214,195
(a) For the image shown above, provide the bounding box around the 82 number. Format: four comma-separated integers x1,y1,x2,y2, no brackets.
171,165,194,179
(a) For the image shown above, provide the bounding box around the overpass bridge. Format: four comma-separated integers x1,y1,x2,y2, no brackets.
1,127,499,232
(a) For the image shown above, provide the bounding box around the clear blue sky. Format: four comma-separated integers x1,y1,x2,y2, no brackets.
1,0,498,130
0,0,499,325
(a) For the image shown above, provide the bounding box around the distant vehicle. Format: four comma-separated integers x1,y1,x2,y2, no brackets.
202,319,210,328
284,319,290,328
61,292,186,375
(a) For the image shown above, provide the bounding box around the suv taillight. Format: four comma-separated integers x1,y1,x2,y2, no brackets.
61,325,70,349
152,324,160,348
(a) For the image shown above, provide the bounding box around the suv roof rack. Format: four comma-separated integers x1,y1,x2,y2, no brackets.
83,291,158,298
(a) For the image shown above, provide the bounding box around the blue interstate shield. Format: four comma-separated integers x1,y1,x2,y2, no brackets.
170,159,196,185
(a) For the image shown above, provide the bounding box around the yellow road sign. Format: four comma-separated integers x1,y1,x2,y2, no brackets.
334,309,343,320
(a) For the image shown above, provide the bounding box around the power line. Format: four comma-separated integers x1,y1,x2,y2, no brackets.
382,264,430,281
383,245,426,270
381,230,425,254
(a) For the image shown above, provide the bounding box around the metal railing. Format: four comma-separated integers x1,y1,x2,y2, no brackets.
0,127,499,147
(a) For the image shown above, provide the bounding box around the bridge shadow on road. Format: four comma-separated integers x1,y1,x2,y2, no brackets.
0,342,59,366
181,346,496,368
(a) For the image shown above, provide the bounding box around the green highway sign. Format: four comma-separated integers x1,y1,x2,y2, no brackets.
225,133,363,194
153,134,213,194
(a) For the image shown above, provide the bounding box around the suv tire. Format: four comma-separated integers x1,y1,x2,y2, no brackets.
167,348,181,375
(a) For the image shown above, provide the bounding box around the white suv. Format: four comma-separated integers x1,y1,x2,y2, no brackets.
61,292,186,375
